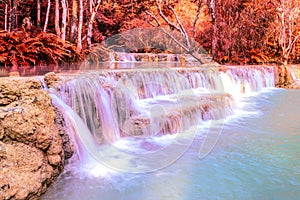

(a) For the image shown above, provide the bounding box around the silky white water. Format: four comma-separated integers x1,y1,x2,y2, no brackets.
41,64,300,199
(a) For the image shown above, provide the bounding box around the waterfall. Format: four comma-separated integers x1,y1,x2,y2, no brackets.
50,93,117,176
48,64,275,173
111,52,181,62
117,53,136,62
288,66,300,81
53,65,275,143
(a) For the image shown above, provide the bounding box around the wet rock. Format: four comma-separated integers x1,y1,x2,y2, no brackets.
8,71,20,77
121,93,234,136
0,77,73,200
53,107,74,160
275,65,300,89
44,72,62,88
48,155,61,166
0,141,46,200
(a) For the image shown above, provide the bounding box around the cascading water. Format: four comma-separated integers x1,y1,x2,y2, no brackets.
50,63,275,165
107,53,185,69
42,60,295,200
288,66,300,81
54,66,274,143
111,52,181,62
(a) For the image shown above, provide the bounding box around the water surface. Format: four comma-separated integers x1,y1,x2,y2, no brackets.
42,88,300,200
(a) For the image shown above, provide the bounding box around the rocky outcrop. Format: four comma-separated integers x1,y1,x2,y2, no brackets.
44,72,62,88
275,65,300,89
0,78,74,200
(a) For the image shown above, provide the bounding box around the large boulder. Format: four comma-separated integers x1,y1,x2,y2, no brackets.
0,77,73,200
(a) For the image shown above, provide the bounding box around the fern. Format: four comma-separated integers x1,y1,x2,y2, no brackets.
0,30,82,75
0,53,8,62
9,53,18,68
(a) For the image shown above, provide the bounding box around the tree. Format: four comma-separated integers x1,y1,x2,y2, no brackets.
87,0,102,49
37,0,41,27
273,0,300,64
77,0,83,51
9,0,17,31
55,0,61,37
146,0,209,63
61,0,67,40
207,0,217,59
2,1,9,31
204,0,277,64
70,0,78,42
43,0,51,32
1,0,300,66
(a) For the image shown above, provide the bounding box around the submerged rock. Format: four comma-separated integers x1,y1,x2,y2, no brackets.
0,77,73,200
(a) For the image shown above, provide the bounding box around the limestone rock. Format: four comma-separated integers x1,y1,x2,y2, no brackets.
275,65,300,89
0,141,50,200
44,72,62,88
0,77,73,200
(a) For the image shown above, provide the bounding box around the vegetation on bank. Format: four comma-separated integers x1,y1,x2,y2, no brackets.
0,30,81,75
0,0,300,75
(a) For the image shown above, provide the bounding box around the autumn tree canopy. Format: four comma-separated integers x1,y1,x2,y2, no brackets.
1,0,300,74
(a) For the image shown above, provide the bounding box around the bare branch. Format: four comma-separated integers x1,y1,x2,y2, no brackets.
193,0,202,39
165,0,191,49
160,28,189,52
159,27,205,64
145,11,161,27
286,34,300,60
146,2,209,64
155,0,181,32
146,10,188,51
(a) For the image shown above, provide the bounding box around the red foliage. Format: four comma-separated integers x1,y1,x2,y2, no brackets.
93,0,154,43
207,0,278,64
0,29,81,76
1,0,300,66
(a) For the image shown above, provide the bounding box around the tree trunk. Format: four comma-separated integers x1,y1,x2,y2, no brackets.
43,0,51,32
209,0,217,59
55,0,61,37
87,0,93,50
9,0,17,31
87,0,102,49
212,22,217,59
61,0,67,40
4,4,8,31
70,0,78,43
77,0,83,51
193,0,202,39
37,0,41,27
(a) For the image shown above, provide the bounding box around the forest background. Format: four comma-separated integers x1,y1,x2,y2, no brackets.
0,0,300,75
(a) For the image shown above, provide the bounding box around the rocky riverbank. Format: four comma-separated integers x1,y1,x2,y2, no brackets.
0,77,74,200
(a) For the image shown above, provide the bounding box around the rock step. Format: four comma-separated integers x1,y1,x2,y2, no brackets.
121,93,234,136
